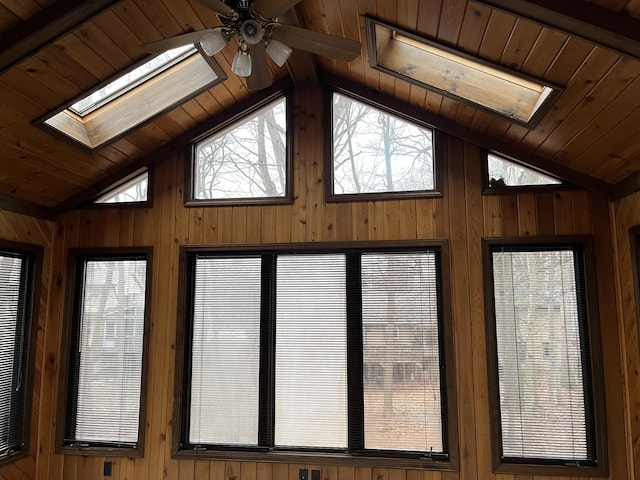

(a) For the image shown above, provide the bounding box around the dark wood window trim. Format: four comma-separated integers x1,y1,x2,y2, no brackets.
630,226,640,360
482,236,607,477
82,167,154,210
0,239,42,467
173,240,458,470
324,86,444,203
56,247,153,457
185,90,293,207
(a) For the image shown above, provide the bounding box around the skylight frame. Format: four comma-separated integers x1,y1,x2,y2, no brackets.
35,46,227,152
365,17,563,128
69,46,196,117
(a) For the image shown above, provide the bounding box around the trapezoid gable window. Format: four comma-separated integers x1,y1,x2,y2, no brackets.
187,94,291,205
327,90,439,201
0,240,41,466
174,242,457,468
483,238,607,476
58,249,152,456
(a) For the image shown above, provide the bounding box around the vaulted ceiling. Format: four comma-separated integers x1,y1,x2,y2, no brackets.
1,0,640,219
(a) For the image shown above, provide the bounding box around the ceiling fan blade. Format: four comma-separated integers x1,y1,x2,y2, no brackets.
272,25,360,62
247,44,272,91
140,30,216,54
196,0,239,18
252,0,303,19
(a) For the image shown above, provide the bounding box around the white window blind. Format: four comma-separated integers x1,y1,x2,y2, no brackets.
190,256,261,445
275,254,348,448
491,248,592,461
0,252,30,458
361,252,443,452
70,257,147,446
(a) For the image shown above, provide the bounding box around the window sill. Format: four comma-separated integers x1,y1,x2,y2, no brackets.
495,458,607,477
173,448,457,471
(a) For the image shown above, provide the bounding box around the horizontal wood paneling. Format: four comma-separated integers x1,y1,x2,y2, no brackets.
32,87,631,480
0,210,53,480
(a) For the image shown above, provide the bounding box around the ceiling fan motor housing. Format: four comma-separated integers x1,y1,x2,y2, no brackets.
240,19,265,44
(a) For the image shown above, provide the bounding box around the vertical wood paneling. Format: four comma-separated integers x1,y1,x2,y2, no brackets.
25,87,632,480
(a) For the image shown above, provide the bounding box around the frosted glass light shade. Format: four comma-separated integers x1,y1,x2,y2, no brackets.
232,51,252,77
266,40,292,67
200,29,227,56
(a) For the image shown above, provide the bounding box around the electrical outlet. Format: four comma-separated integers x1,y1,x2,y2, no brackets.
103,461,112,477
312,470,320,480
299,469,308,480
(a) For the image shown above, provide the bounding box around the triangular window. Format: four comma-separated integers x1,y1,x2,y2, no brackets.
487,153,562,188
95,170,149,204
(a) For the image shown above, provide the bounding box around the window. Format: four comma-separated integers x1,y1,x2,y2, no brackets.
176,243,456,467
328,91,438,200
483,239,606,475
94,170,150,205
0,241,40,465
38,48,225,150
58,250,151,455
189,95,291,205
365,17,562,128
486,153,562,189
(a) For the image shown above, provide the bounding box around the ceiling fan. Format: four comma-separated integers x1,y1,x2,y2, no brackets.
141,0,361,91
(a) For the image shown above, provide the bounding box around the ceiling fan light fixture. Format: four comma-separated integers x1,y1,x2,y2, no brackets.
232,48,252,77
200,28,228,56
266,39,292,67
240,19,264,44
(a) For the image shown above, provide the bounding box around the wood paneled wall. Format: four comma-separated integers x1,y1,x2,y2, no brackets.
0,210,53,480
30,87,632,480
612,191,640,479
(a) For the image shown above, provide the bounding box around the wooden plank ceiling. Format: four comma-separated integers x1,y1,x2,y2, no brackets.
1,0,640,217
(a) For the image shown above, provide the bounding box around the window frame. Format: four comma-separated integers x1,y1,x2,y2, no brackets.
630,226,640,360
173,241,458,470
88,167,153,209
481,150,571,194
185,91,293,207
325,87,444,202
36,47,226,152
482,236,607,476
0,239,42,467
56,248,153,457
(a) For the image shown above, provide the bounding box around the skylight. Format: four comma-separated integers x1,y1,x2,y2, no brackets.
38,47,226,150
365,17,562,127
70,46,194,116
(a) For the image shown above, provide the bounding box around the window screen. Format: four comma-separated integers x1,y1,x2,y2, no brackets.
487,244,597,464
0,249,36,462
179,245,451,463
64,254,149,450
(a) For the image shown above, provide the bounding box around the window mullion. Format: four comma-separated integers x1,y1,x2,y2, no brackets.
259,254,276,447
346,253,364,451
